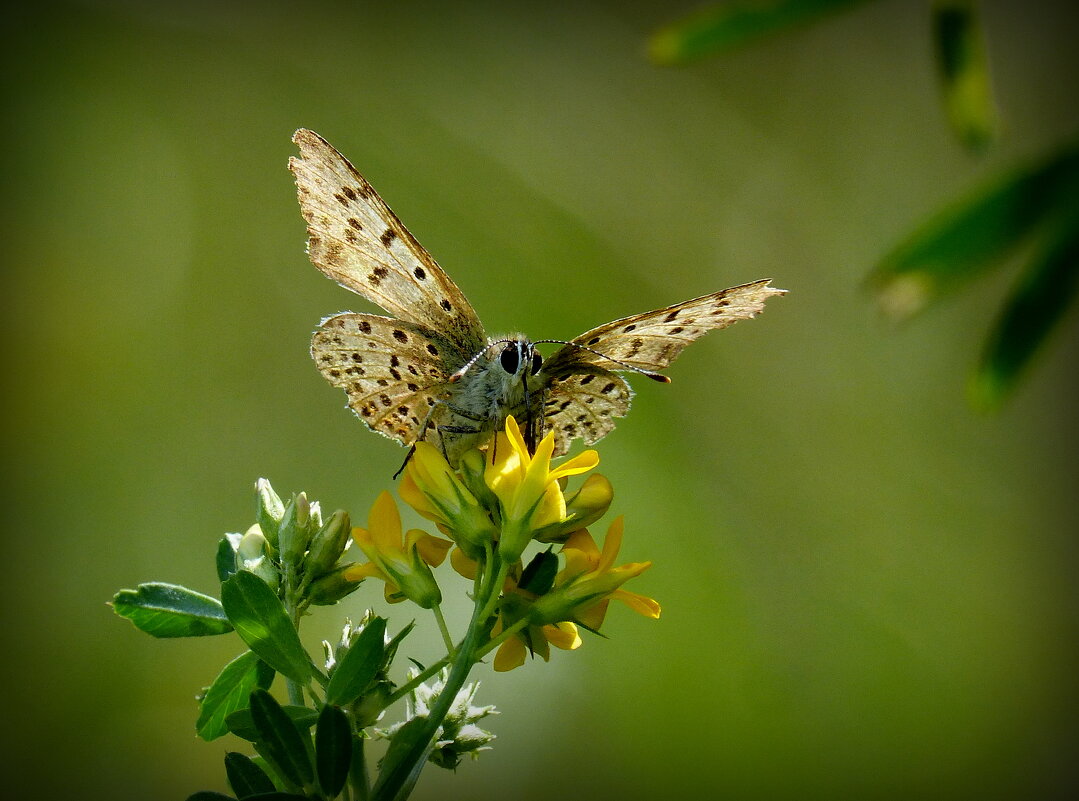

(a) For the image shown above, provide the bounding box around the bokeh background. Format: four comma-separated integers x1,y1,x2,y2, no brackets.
4,1,1078,799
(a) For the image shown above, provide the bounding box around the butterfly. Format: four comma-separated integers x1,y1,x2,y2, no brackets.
290,129,785,467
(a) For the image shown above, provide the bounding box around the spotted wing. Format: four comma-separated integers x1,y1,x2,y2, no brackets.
311,313,460,446
541,370,633,456
291,129,486,356
541,279,786,378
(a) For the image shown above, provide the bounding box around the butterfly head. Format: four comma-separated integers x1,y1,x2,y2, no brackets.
498,337,543,379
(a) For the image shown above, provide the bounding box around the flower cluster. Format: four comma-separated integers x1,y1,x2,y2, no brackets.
346,416,660,671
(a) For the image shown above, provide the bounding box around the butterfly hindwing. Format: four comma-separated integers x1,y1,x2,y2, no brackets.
291,129,486,356
311,313,460,446
541,279,786,378
541,370,633,456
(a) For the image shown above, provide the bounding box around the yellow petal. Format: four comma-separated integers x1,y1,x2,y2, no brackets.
548,448,599,482
576,599,610,631
368,491,403,553
613,588,661,619
596,515,625,573
450,547,478,580
494,637,526,672
342,562,385,583
544,622,582,650
410,530,452,566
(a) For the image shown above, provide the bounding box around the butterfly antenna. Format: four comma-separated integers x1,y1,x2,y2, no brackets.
533,339,671,383
447,339,516,383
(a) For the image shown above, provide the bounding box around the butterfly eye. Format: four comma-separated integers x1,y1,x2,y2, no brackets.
530,352,543,375
499,343,520,374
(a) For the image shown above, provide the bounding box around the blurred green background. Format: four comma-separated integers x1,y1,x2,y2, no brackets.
4,1,1078,799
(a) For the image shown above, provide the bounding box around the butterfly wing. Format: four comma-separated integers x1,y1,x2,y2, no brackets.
311,313,461,446
291,129,486,356
538,279,785,451
541,370,633,456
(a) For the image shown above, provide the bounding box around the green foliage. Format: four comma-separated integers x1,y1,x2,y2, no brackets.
649,0,873,65
249,689,315,791
933,0,997,151
221,571,315,685
224,751,276,798
871,140,1079,406
112,582,232,638
196,651,275,742
315,705,354,798
226,705,319,742
326,616,388,706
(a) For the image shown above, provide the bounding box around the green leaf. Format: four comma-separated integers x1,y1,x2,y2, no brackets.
225,752,276,798
649,0,872,66
221,571,313,685
249,689,315,791
371,717,434,801
972,219,1079,408
326,617,387,706
227,704,319,742
112,582,232,638
933,0,997,151
315,705,353,798
871,140,1079,318
217,534,242,583
197,651,275,741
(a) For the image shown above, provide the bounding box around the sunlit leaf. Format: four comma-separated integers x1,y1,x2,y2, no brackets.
325,616,387,706
933,0,997,151
649,0,873,66
971,219,1079,408
220,571,313,685
217,533,242,583
870,140,1079,318
197,651,275,741
112,582,232,638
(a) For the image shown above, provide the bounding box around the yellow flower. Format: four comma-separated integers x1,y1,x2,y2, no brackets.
484,416,599,561
531,516,661,630
343,491,451,608
399,442,497,558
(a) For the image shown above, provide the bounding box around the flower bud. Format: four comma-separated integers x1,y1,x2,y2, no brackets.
305,562,363,606
254,478,285,550
237,524,279,590
304,509,351,580
279,492,312,566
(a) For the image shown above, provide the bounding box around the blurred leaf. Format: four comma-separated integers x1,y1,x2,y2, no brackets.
197,651,276,741
249,689,315,791
221,571,313,685
227,704,319,742
112,582,232,638
649,0,873,65
870,140,1079,318
933,0,997,151
186,793,235,801
971,217,1079,408
238,794,307,800
326,617,387,706
225,752,276,798
217,533,242,583
315,705,353,798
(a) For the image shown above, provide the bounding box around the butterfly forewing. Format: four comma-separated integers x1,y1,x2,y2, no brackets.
311,313,459,446
290,129,485,356
542,279,786,378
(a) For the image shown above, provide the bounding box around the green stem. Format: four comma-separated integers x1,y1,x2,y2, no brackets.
431,603,455,654
383,656,451,708
370,551,504,801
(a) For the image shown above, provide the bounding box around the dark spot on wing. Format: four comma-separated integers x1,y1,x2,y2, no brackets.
333,193,348,206
426,343,438,356
344,229,357,243
390,355,400,367
664,309,680,322
414,267,426,280
406,382,419,392
623,324,637,332
393,330,408,343
440,299,452,312
579,375,594,385
407,364,419,376
342,186,357,201
379,394,391,406
601,382,616,394
670,326,684,335
358,320,372,334
329,369,341,378
398,406,409,416
376,379,388,387
380,229,397,246
348,218,363,231
351,353,363,362
587,336,601,346
325,242,343,264
390,368,401,380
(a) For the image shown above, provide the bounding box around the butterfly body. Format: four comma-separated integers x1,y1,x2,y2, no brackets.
292,129,785,464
